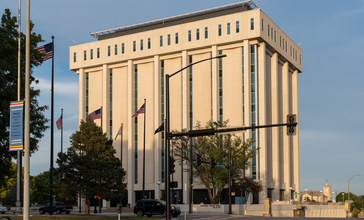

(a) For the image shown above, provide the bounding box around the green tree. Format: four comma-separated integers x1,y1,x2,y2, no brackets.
30,171,51,205
172,120,256,204
0,162,16,204
0,9,49,189
233,177,263,203
55,117,127,215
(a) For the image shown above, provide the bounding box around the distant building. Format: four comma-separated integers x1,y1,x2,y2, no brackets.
70,0,302,206
301,182,332,203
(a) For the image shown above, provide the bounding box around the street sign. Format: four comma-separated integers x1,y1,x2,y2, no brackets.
217,163,225,168
293,192,299,195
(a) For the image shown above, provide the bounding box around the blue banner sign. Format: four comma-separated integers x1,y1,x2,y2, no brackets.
9,101,24,151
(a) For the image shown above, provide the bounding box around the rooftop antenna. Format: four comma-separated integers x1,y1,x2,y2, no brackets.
257,0,260,7
115,18,116,28
70,39,76,45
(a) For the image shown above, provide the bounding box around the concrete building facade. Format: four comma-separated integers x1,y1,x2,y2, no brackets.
69,0,302,206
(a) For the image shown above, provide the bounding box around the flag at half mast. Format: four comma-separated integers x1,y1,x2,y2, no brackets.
132,103,145,118
33,42,53,62
89,108,102,120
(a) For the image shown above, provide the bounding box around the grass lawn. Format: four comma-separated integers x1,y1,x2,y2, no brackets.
1,215,163,220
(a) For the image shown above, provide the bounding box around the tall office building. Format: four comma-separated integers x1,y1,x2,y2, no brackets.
70,0,302,206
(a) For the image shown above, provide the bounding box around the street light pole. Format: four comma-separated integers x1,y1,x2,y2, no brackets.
348,174,361,201
165,54,227,220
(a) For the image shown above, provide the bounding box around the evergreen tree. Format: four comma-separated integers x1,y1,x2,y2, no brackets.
172,120,257,204
55,117,127,215
0,9,49,189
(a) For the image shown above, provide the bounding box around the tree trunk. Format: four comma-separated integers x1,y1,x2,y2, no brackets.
84,197,90,215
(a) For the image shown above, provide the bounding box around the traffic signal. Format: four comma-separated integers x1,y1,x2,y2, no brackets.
196,154,202,166
287,114,297,136
170,156,175,174
210,157,216,169
232,178,236,188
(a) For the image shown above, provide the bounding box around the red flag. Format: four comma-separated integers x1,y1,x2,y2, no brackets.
56,115,62,130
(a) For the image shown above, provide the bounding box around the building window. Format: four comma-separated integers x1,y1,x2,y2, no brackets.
271,27,273,39
73,52,76,62
160,36,163,47
205,27,208,38
84,50,86,60
274,31,276,42
86,72,89,117
160,60,165,182
188,30,191,42
295,51,297,61
196,29,200,40
175,33,178,44
268,24,270,36
280,36,282,47
262,19,263,31
109,69,113,140
250,45,257,179
168,34,171,45
293,48,295,58
133,41,136,52
250,18,254,30
236,21,240,33
218,50,223,123
286,41,287,52
97,48,100,58
115,44,117,55
134,64,138,184
148,38,151,49
90,49,93,60
122,43,125,54
140,39,143,50
218,24,222,36
108,46,110,56
227,23,230,35
242,46,245,125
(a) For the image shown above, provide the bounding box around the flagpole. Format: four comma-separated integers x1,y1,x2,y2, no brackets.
23,0,30,218
142,99,146,199
99,106,102,214
15,0,22,214
50,35,55,215
120,123,123,168
61,109,63,154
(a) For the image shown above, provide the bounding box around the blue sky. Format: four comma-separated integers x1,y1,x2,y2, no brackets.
2,0,364,197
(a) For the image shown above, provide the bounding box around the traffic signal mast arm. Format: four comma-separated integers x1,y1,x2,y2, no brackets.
169,114,297,138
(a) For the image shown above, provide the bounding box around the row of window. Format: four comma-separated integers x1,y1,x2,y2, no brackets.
263,19,300,64
75,18,257,62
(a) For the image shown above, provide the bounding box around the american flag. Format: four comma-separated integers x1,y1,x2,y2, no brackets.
89,108,102,120
33,42,53,62
56,115,62,130
132,103,145,118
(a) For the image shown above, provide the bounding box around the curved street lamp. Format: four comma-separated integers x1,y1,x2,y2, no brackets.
164,54,227,220
348,174,361,201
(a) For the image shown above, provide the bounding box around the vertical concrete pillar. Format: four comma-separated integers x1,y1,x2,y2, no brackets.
181,50,189,204
78,68,85,123
243,41,251,180
102,64,109,134
271,52,280,201
153,55,161,200
282,61,291,201
258,42,267,202
292,70,300,200
127,60,135,205
211,46,218,122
